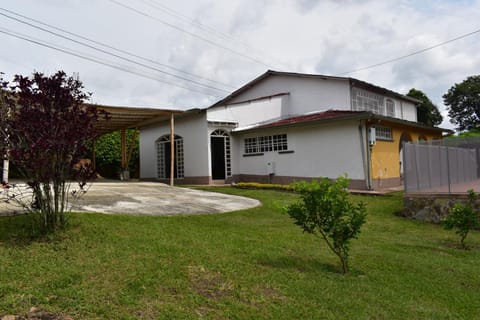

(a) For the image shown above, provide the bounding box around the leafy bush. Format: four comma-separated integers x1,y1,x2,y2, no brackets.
0,71,106,234
443,189,480,249
285,176,367,273
93,129,139,179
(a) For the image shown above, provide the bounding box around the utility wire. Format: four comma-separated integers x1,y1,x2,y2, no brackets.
0,7,235,89
141,0,253,49
0,10,230,93
108,0,276,69
0,27,224,97
338,27,480,75
140,0,286,69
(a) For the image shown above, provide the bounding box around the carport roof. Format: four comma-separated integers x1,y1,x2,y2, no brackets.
89,104,191,135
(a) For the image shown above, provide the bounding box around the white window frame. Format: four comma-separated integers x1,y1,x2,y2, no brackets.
351,88,384,115
211,129,232,177
156,135,184,179
244,134,288,154
375,126,393,141
386,99,395,118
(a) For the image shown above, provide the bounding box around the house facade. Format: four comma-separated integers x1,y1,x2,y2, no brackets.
139,70,445,190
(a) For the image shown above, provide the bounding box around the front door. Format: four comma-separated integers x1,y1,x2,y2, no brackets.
211,136,226,180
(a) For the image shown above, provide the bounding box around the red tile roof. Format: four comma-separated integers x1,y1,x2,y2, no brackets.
251,110,368,130
235,109,450,133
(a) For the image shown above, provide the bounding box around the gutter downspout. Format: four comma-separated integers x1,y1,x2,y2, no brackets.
359,121,372,190
366,133,373,190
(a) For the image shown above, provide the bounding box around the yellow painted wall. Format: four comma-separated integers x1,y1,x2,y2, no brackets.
370,123,442,180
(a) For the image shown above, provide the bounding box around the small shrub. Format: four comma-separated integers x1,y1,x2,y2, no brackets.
443,189,480,249
284,176,366,273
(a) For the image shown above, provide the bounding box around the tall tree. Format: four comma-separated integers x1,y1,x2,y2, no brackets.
406,88,443,127
443,75,480,131
0,71,107,234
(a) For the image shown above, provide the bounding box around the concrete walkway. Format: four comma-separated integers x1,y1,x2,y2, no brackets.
0,182,260,216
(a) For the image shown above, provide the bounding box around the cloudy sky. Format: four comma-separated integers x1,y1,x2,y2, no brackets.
1,0,479,129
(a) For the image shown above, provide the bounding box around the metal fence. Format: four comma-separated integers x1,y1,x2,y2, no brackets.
403,137,480,193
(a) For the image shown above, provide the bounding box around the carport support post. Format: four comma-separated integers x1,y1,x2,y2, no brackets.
121,128,127,177
170,113,175,186
92,139,96,171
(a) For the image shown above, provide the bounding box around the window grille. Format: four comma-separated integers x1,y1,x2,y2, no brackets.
258,136,272,152
244,137,258,154
375,126,393,141
352,88,384,114
272,134,288,151
156,135,184,179
244,134,288,154
386,99,395,117
352,89,397,119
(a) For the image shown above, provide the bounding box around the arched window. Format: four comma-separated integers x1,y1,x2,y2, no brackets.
156,135,184,179
210,130,231,179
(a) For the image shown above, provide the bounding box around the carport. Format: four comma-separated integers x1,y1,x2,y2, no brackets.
92,104,186,186
1,103,196,185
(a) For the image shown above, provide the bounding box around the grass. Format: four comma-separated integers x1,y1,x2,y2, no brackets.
1,188,479,319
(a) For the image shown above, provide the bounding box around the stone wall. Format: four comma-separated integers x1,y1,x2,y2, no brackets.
402,193,480,224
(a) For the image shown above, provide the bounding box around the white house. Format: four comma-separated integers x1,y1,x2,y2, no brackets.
139,70,445,190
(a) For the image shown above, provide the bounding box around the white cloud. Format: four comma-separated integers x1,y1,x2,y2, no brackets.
0,0,479,131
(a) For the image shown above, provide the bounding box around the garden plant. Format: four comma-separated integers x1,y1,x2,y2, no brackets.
285,176,367,273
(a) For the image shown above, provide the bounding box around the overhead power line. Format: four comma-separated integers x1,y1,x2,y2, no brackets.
0,9,231,93
140,0,253,49
0,27,224,97
338,27,480,75
108,0,276,69
141,0,287,70
0,7,235,90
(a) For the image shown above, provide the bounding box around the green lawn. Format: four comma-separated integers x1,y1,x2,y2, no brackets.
0,188,479,319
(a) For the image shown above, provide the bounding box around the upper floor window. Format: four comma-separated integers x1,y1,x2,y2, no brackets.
351,88,384,114
352,88,398,119
386,99,395,118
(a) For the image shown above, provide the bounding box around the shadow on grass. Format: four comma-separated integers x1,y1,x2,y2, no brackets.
256,255,342,274
0,213,71,246
398,241,478,254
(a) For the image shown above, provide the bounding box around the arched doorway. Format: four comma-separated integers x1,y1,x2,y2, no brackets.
210,130,231,180
418,135,427,142
399,132,413,178
156,135,184,179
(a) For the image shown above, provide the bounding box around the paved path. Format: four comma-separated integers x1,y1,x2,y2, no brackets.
0,182,260,216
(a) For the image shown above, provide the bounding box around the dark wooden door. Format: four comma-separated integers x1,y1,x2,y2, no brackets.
211,136,225,179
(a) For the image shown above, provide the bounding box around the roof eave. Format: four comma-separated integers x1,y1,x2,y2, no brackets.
370,114,452,133
233,112,371,133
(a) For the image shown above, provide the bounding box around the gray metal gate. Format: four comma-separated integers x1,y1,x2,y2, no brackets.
403,137,480,193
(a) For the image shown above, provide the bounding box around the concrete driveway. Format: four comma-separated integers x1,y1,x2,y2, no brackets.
73,182,260,215
0,182,260,216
